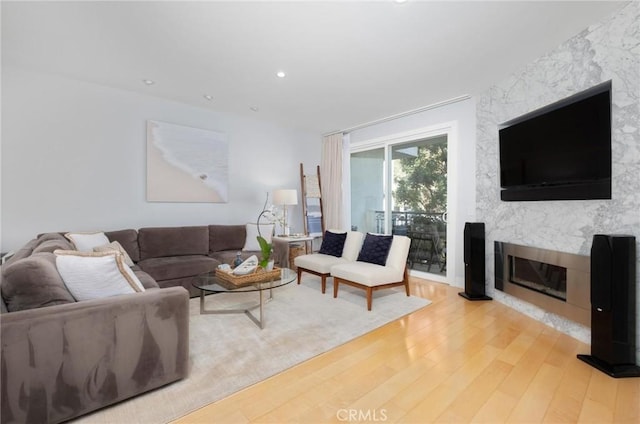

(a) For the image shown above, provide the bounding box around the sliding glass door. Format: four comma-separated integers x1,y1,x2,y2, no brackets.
350,136,448,278
391,137,447,276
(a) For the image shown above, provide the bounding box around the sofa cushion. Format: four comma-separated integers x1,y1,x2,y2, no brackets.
318,231,347,257
31,238,74,255
210,250,255,267
357,233,393,266
137,255,219,281
55,250,145,301
1,253,75,312
36,233,69,244
138,226,209,260
131,268,160,290
94,241,135,266
64,232,110,252
4,233,70,267
105,229,140,262
242,223,274,251
209,225,246,253
3,238,39,267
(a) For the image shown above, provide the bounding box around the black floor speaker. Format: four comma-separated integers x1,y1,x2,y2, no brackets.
577,234,640,378
459,222,492,301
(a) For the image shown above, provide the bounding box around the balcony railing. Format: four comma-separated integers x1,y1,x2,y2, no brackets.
373,211,447,275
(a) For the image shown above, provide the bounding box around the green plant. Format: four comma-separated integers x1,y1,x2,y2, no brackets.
257,235,272,269
256,192,274,269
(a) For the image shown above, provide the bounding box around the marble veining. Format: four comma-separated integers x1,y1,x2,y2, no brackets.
476,2,640,360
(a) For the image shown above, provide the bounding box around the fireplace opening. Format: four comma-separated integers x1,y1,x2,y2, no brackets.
509,256,567,301
495,241,589,326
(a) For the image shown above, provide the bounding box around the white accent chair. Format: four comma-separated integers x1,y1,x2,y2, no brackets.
331,235,411,310
294,231,364,293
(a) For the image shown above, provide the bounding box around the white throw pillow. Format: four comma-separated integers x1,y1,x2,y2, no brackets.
55,250,145,301
65,232,110,252
94,241,134,266
242,223,274,251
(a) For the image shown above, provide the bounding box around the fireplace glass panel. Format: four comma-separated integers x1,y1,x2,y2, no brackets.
509,256,567,301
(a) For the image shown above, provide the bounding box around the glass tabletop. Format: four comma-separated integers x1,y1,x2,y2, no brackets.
193,268,296,293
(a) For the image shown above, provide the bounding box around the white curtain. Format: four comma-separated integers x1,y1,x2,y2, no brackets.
320,133,344,230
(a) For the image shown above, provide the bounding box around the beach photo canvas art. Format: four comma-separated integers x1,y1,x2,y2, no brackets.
147,120,228,202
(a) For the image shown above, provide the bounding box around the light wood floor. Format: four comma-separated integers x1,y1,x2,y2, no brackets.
174,277,640,423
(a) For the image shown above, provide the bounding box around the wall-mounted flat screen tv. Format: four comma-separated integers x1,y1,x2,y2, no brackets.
499,81,612,201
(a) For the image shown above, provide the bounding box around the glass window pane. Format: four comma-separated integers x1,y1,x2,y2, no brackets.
391,136,447,276
350,148,385,234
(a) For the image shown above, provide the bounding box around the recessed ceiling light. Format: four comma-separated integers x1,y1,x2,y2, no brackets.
276,71,286,78
203,94,213,101
250,106,260,112
142,79,155,85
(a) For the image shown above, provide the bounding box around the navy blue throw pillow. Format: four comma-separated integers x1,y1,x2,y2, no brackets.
318,231,347,257
357,233,393,266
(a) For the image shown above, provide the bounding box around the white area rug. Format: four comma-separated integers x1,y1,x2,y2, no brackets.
77,277,431,423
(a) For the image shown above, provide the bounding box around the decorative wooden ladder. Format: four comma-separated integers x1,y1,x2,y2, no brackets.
300,163,325,249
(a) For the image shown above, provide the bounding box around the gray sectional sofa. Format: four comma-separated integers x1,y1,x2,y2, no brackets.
106,224,284,297
0,224,284,424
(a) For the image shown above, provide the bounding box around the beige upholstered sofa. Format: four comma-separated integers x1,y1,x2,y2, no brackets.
0,224,284,423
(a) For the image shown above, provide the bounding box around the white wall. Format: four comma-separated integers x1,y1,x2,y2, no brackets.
348,98,477,287
1,66,320,251
476,2,639,360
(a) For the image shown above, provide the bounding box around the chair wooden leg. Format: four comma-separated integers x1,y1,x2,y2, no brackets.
333,279,339,298
366,287,373,311
321,275,327,293
404,268,410,296
297,268,302,284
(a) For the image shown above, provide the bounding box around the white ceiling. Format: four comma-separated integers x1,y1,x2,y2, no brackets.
2,1,627,135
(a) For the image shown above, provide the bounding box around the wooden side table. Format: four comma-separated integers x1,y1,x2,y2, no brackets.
273,236,315,269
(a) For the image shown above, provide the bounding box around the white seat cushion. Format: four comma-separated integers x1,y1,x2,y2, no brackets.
331,262,402,287
294,253,349,274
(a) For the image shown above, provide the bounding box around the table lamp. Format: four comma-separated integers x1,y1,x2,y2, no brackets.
273,189,298,236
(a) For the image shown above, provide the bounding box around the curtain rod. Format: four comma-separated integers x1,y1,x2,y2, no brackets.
323,94,471,137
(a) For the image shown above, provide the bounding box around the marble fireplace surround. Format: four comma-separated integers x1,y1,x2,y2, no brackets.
476,2,639,361
495,242,590,327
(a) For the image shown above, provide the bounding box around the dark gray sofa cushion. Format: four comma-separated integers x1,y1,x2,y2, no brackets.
209,224,246,253
3,238,39,267
31,238,74,254
137,255,219,281
210,250,256,266
105,229,140,262
130,266,160,290
7,233,71,265
1,253,75,312
138,226,209,260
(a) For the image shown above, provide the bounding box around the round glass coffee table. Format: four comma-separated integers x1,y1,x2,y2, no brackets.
193,268,296,329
